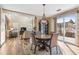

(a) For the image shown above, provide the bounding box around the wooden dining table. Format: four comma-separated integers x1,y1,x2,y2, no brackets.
35,34,51,40
35,34,51,51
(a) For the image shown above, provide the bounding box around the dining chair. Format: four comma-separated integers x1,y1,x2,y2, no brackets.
31,32,42,54
50,32,58,55
19,30,24,40
19,27,26,39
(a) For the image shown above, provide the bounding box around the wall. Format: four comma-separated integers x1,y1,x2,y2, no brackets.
47,17,55,33
34,16,41,31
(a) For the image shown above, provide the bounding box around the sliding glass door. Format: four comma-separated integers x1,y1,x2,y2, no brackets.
64,14,76,44
56,13,76,45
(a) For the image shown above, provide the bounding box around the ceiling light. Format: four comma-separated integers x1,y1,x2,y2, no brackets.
42,4,46,19
56,9,61,12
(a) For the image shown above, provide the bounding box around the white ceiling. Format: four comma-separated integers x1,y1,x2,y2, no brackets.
1,4,79,16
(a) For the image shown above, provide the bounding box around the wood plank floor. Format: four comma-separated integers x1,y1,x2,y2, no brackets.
0,37,32,55
0,37,79,55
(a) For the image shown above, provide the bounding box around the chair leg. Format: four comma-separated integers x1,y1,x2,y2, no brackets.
34,45,37,54
31,44,33,50
49,46,52,55
21,35,22,40
56,45,58,54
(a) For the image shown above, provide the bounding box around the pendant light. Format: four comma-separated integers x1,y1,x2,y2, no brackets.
41,4,47,24
42,4,46,20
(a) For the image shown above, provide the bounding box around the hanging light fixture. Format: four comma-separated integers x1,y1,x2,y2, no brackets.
42,4,46,20
41,4,47,24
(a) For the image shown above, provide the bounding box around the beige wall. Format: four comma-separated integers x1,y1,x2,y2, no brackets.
34,16,41,31
48,17,55,33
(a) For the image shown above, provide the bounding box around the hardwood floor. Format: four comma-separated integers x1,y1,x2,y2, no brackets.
0,37,32,55
0,37,79,55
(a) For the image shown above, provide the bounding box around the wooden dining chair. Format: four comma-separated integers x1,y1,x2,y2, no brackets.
19,31,24,39
50,33,58,55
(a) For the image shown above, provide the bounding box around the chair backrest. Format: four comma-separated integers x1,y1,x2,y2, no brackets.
31,31,41,44
50,33,58,47
31,31,37,43
25,31,31,39
20,31,24,35
36,31,41,35
20,27,26,35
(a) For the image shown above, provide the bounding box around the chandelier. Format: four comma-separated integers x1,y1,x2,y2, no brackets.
42,4,46,20
41,4,47,24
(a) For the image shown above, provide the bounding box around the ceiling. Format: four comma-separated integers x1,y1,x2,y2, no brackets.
1,4,79,16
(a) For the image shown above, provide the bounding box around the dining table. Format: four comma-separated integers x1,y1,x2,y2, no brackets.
35,34,51,51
